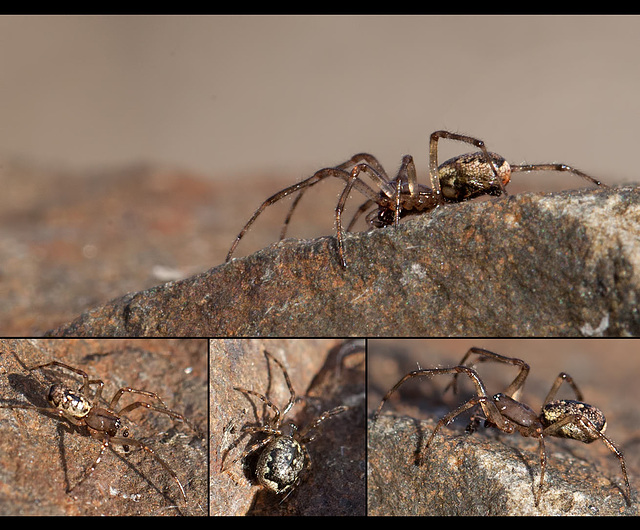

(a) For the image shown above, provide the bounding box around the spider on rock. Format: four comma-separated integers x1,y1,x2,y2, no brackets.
222,349,348,497
372,347,631,507
226,130,607,267
0,351,199,511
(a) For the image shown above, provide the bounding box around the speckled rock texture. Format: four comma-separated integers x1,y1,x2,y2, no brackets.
48,186,640,337
0,339,208,516
209,339,366,515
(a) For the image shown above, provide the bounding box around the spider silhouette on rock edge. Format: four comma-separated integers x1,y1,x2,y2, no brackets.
372,347,631,508
221,349,349,498
226,130,607,268
0,351,200,513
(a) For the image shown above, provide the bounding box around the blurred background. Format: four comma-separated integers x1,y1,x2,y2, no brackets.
1,15,639,334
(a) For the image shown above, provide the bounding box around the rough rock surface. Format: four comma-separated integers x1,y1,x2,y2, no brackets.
0,339,208,516
49,186,640,337
209,339,366,515
368,414,637,515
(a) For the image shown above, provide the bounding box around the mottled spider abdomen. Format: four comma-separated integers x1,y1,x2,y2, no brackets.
256,435,305,494
542,399,607,443
47,384,91,419
438,152,511,202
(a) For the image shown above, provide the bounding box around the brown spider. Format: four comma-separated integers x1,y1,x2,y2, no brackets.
0,352,198,508
226,130,606,267
222,350,348,496
372,347,631,507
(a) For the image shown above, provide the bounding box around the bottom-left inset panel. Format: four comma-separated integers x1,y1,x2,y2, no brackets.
0,338,208,516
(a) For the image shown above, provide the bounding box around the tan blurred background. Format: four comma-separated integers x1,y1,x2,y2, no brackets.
1,15,640,334
1,15,638,182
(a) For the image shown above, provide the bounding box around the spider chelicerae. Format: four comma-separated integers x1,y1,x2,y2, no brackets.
372,347,631,507
226,130,606,267
222,349,348,497
0,350,200,510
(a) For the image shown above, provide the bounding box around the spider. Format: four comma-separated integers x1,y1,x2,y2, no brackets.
0,351,198,509
226,130,606,268
223,349,348,496
372,347,631,507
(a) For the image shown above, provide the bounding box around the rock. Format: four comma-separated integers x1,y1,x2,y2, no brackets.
368,414,636,515
48,187,640,337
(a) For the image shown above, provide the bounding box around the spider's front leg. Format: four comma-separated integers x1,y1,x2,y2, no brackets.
443,348,531,401
280,153,389,240
335,159,410,268
226,162,381,262
109,387,199,434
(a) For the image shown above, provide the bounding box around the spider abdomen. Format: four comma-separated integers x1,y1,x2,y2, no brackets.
542,399,607,442
47,384,91,419
438,152,511,202
256,435,305,495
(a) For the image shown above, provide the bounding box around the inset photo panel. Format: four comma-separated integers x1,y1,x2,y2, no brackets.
368,339,639,516
210,338,365,516
0,338,208,516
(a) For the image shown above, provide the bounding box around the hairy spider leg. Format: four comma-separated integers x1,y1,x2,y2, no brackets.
108,387,199,435
537,414,630,505
27,361,105,400
73,433,188,503
373,366,509,430
334,158,415,267
510,163,607,188
263,350,297,420
442,348,531,401
543,372,584,405
234,387,284,431
226,164,382,262
279,153,390,240
298,405,349,443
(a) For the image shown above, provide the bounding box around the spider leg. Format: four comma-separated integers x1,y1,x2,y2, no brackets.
391,155,419,227
110,435,188,504
116,400,197,433
263,350,297,419
542,414,631,505
510,163,607,188
109,387,168,410
335,162,393,267
234,387,282,428
534,434,547,506
297,405,348,443
419,395,495,466
226,165,380,262
26,361,97,399
543,372,584,405
443,348,530,401
373,366,509,432
278,152,391,240
68,432,111,495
